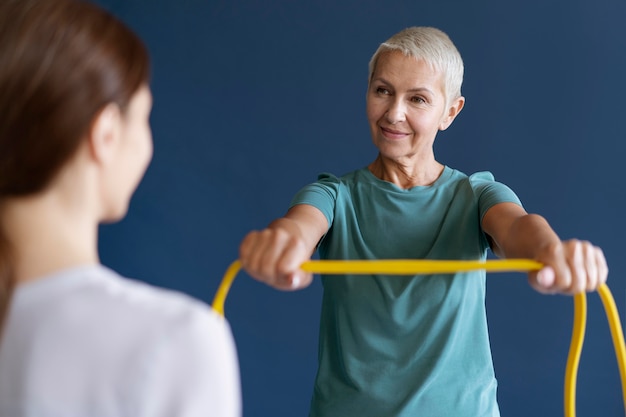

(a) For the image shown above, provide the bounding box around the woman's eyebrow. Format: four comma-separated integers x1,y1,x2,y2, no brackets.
371,77,435,96
406,87,434,95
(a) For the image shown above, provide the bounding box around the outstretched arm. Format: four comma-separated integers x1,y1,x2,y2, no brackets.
239,204,328,291
482,202,608,294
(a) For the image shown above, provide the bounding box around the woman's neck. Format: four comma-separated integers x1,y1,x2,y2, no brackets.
368,154,444,189
1,190,99,284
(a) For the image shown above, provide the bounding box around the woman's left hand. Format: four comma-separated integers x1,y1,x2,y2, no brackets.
529,239,608,295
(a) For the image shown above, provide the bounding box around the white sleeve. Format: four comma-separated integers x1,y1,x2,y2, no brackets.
138,307,242,417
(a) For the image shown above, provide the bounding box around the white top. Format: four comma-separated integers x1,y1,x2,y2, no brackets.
0,264,241,417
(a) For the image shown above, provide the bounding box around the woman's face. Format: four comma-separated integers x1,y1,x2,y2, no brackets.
101,84,153,222
366,51,458,163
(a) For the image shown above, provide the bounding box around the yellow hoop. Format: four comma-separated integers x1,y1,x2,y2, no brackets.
211,259,625,417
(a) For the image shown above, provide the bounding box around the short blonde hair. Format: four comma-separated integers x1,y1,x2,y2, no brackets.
368,27,464,104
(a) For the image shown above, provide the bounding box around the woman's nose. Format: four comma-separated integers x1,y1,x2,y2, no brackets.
385,100,406,124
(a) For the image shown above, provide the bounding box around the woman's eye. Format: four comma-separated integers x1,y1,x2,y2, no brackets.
376,87,390,95
410,96,425,104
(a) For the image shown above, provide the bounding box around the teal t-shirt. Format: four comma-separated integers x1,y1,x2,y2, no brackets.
290,166,522,417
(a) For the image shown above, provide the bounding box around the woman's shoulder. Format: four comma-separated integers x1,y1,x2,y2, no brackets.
315,166,368,181
444,167,498,186
313,167,376,188
87,265,220,329
15,264,222,335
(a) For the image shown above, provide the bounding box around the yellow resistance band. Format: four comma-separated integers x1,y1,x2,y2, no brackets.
211,259,626,417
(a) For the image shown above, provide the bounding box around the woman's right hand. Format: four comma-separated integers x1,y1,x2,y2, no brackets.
239,224,314,291
240,205,328,290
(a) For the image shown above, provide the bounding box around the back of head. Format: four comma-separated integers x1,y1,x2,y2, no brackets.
0,0,150,197
0,0,150,336
368,27,464,104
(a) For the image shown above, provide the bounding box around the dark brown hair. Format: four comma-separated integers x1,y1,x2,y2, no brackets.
0,0,150,335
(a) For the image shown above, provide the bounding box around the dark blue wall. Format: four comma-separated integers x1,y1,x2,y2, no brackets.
96,0,626,415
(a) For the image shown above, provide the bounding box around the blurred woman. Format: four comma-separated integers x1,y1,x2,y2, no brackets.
0,1,241,415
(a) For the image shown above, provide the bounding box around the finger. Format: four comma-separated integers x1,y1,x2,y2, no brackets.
284,270,313,291
239,231,261,271
581,242,598,292
529,266,557,294
239,231,260,266
243,230,273,278
531,242,570,294
563,240,586,294
258,229,297,287
240,229,288,286
275,236,313,290
595,246,609,287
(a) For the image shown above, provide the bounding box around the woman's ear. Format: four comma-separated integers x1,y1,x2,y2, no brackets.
87,103,122,165
439,96,465,131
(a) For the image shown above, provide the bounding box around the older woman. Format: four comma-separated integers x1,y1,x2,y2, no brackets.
239,27,607,416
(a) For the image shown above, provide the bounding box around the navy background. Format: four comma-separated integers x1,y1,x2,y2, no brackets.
94,0,626,415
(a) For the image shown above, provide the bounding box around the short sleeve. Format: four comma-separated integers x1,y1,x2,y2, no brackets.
468,171,523,221
289,172,341,228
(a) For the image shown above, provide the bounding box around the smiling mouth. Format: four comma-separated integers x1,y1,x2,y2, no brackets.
380,126,409,139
